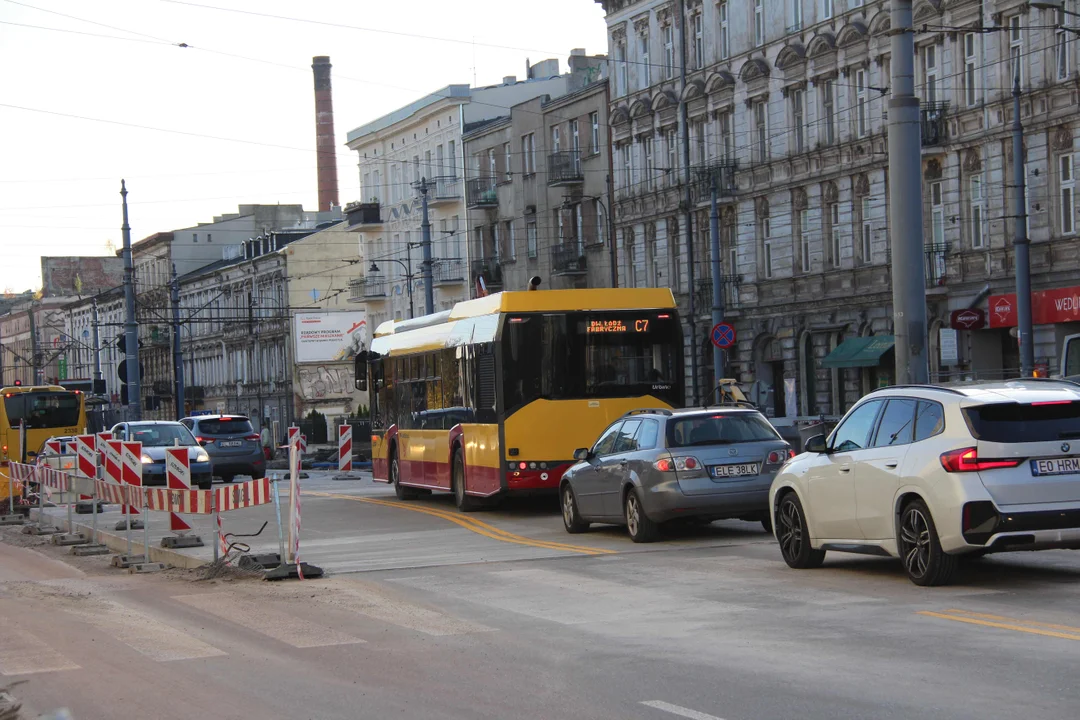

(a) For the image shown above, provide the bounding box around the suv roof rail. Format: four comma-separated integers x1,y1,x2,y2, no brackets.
621,408,674,418
867,384,966,396
702,401,759,410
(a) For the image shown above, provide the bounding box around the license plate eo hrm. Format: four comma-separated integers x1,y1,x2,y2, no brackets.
711,463,760,478
1031,457,1080,476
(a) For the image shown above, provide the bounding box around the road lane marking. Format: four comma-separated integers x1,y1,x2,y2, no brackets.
173,593,365,648
0,618,81,676
917,610,1080,641
640,700,726,720
62,598,227,662
306,490,617,556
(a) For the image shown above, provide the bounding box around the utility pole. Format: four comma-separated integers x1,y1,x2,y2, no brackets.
27,303,40,385
171,265,185,421
91,297,102,387
678,0,699,402
709,175,724,402
1012,69,1035,376
120,179,142,420
887,1,929,384
419,177,435,315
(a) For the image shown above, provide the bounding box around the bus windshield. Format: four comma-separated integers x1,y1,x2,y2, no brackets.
502,311,683,413
3,391,82,429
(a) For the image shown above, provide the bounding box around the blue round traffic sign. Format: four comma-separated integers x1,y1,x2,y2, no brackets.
711,322,736,350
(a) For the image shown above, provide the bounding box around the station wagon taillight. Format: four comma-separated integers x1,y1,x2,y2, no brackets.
940,447,1023,473
655,456,700,472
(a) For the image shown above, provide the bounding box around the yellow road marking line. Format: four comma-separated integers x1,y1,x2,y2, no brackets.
917,611,1080,641
306,491,617,556
941,608,1080,636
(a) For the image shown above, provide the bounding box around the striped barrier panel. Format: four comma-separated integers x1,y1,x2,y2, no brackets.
95,479,131,506
165,447,193,533
338,425,353,472
145,487,214,515
120,442,143,517
213,477,272,512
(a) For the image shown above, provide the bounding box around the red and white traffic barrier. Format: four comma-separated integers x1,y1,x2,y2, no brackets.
338,425,353,473
214,477,271,511
165,447,193,534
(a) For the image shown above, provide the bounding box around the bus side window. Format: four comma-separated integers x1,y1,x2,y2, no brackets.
1065,335,1080,378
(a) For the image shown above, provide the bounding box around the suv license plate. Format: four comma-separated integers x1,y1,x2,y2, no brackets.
711,463,760,478
220,440,243,448
1031,457,1080,476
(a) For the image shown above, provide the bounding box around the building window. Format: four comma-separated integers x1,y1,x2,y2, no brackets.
622,143,633,193
1061,154,1076,236
718,1,729,60
614,40,627,97
643,135,655,191
797,208,810,273
192,233,198,243
506,221,516,260
1056,10,1072,81
855,70,868,138
487,149,496,179
717,111,732,161
861,196,873,264
930,181,945,247
693,13,704,68
970,176,985,249
754,0,764,47
663,24,675,79
492,223,501,262
1009,15,1023,86
790,89,804,154
666,129,678,187
762,213,773,279
552,126,561,153
207,233,212,243
570,120,580,156
595,200,606,247
522,134,535,174
823,0,833,21
694,120,707,166
503,142,512,181
922,44,938,104
590,112,600,153
555,209,565,246
791,0,802,30
821,80,835,146
639,30,650,90
527,220,538,258
574,204,584,254
964,33,978,107
827,202,841,269
753,100,768,163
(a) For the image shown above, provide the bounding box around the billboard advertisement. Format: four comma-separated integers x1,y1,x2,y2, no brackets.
293,311,368,364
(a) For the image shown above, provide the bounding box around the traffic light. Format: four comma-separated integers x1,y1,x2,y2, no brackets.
116,334,144,406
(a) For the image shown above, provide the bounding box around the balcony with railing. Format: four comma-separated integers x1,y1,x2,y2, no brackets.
344,201,383,229
433,258,465,285
466,177,499,208
471,258,503,290
925,243,948,289
348,274,387,302
921,102,949,147
694,275,743,315
693,160,738,202
551,245,587,275
547,151,583,186
426,176,461,206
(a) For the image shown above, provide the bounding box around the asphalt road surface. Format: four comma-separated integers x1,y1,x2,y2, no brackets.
4,479,1080,720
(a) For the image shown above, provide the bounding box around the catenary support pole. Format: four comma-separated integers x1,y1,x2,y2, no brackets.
420,178,435,316
171,265,185,419
120,180,142,419
888,1,929,384
710,176,724,403
678,0,699,402
1012,70,1035,376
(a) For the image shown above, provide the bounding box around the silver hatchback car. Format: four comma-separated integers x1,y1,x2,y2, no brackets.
560,407,793,542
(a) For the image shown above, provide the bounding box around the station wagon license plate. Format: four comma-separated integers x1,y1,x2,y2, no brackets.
1030,457,1080,476
219,440,243,448
711,463,760,479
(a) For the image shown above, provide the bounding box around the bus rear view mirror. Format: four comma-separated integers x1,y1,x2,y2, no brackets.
354,351,368,392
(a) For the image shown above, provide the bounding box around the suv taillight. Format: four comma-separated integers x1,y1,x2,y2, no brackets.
654,456,701,472
245,433,260,440
940,447,1023,473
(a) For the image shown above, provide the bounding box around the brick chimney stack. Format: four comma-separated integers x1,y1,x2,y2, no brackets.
312,56,339,212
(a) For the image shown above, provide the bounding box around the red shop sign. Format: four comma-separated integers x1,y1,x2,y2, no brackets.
950,308,986,330
988,286,1080,328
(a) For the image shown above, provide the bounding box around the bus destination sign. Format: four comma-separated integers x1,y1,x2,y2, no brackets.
585,319,651,334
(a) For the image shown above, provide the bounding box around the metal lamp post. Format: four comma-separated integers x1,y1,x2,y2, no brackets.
369,260,414,319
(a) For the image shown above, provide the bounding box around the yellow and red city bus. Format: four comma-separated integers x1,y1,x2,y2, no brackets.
361,288,683,510
0,384,86,499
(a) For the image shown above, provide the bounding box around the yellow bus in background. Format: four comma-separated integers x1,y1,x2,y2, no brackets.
360,289,683,510
0,384,86,500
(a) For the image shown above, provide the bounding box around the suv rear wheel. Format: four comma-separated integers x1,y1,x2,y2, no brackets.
898,498,958,586
777,493,825,569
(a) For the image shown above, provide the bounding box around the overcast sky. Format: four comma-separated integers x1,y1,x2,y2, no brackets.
0,0,607,292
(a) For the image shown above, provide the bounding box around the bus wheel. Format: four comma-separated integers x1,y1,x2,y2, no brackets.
452,447,479,512
391,450,418,500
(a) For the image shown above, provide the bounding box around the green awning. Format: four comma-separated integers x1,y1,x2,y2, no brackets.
820,336,896,369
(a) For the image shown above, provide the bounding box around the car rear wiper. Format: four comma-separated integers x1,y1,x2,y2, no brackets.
1059,431,1080,440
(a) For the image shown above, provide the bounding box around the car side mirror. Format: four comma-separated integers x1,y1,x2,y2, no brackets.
573,447,591,462
805,434,829,454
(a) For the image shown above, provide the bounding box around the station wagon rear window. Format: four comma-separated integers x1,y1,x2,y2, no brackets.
963,401,1080,443
666,413,780,448
198,418,254,435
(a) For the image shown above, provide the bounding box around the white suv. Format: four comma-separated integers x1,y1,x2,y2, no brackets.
769,379,1080,586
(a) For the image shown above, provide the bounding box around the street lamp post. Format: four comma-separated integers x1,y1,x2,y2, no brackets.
370,259,414,319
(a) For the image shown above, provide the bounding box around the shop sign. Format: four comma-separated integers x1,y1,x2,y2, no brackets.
989,286,1080,328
